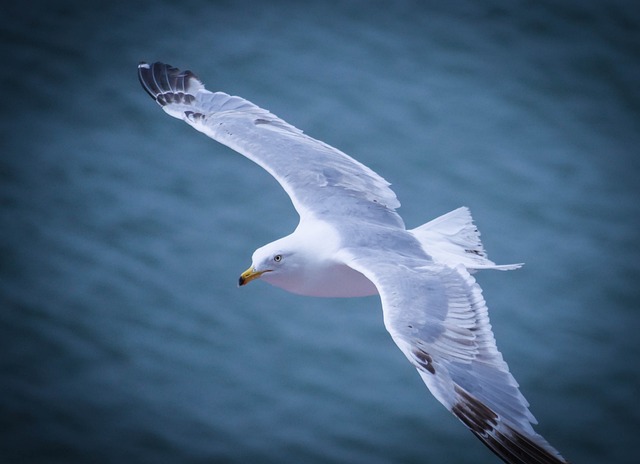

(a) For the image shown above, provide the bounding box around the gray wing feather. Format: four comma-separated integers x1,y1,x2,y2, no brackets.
341,248,568,464
138,62,402,228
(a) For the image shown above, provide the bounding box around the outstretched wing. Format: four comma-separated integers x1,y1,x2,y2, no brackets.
138,62,402,228
340,248,568,464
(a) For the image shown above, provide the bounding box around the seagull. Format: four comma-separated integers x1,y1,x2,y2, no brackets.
138,62,569,464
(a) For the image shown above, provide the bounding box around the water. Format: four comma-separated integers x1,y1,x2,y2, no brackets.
1,1,639,463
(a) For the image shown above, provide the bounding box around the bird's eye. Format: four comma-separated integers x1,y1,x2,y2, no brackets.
273,254,283,262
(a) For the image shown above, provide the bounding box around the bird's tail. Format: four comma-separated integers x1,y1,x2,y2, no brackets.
410,207,523,271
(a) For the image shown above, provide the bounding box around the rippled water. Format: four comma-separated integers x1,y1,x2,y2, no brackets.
1,1,639,463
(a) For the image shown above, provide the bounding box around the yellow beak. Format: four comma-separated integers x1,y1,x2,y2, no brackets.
238,266,269,286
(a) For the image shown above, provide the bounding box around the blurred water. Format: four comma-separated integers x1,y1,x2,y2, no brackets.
1,1,639,463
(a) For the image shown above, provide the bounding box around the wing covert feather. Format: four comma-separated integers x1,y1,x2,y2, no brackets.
341,249,568,464
138,62,402,227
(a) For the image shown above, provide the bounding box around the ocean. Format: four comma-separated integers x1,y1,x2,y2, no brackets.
1,1,639,463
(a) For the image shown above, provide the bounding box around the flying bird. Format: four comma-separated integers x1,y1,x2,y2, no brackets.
138,62,568,464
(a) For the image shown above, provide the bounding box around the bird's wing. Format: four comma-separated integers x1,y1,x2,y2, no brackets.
339,247,568,464
138,62,403,228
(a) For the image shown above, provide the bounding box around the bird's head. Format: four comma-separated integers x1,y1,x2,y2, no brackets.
238,236,305,290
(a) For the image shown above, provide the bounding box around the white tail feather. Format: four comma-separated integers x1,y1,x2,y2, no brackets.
410,207,523,272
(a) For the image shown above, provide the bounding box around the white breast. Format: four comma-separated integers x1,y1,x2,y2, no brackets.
293,261,379,298
258,218,380,298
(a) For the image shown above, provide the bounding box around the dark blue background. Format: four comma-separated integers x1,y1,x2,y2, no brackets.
2,1,638,463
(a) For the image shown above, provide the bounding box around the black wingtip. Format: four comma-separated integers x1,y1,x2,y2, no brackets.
137,61,203,106
137,61,157,101
451,386,568,464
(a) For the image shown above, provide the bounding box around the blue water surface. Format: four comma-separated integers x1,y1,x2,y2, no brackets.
1,1,639,463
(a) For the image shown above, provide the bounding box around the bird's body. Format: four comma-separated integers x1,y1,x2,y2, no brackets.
249,217,381,297
138,62,568,464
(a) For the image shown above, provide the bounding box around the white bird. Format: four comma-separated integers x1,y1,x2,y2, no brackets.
138,62,568,464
